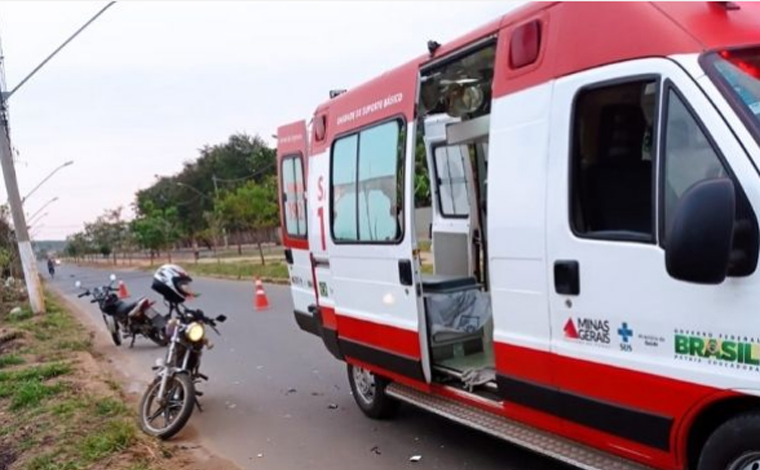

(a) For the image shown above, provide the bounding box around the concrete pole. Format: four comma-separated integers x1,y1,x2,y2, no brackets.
0,111,44,313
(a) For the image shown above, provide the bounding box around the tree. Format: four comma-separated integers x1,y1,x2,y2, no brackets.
134,133,276,245
216,177,278,263
414,136,431,207
64,232,92,261
131,201,180,263
83,207,128,263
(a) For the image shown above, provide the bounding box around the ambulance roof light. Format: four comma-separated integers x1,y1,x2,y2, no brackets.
329,89,347,99
427,40,441,57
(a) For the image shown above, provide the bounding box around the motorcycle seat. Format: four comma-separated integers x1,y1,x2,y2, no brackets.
114,298,144,317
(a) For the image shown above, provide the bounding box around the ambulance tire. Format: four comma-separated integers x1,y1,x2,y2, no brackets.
347,364,399,420
698,412,760,470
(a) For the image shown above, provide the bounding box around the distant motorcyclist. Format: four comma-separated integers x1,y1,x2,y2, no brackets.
47,258,55,279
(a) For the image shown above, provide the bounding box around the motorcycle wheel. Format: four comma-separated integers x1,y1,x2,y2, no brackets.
103,315,121,346
139,373,195,440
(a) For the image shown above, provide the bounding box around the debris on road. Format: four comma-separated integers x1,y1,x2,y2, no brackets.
327,403,339,410
410,455,422,463
286,387,297,395
370,446,381,455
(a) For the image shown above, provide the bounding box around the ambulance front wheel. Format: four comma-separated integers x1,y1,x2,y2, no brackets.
347,364,399,419
698,412,760,470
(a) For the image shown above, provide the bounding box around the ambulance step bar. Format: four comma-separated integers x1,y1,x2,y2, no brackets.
385,383,656,470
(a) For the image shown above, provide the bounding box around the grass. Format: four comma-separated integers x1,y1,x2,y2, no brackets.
95,397,130,417
0,293,167,470
11,381,66,410
0,353,24,368
188,260,289,281
78,420,136,462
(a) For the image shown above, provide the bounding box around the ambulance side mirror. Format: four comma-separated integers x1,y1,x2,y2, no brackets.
666,179,735,285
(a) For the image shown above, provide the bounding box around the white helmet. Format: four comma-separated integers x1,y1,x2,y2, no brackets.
152,264,193,303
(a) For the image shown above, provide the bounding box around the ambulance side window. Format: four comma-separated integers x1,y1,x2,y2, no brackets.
332,135,359,241
660,85,759,276
570,79,658,242
281,155,307,237
661,88,727,239
331,120,404,243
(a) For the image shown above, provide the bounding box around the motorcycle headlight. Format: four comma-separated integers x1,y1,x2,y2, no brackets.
186,322,205,342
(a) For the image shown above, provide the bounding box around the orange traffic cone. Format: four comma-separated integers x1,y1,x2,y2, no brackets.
117,280,130,299
254,278,269,311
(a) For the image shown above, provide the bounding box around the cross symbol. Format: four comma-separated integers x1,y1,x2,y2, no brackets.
618,322,634,343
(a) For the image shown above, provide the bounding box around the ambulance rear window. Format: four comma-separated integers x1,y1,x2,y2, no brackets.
707,48,760,143
281,155,307,237
433,144,470,218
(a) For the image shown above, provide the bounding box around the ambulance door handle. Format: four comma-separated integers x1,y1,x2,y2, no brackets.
398,259,413,286
284,248,294,265
554,260,580,295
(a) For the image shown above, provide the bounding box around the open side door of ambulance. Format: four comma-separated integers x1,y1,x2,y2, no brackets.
277,121,315,325
322,68,431,383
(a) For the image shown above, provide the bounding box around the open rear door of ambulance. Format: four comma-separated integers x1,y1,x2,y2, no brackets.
277,121,315,325
423,114,479,279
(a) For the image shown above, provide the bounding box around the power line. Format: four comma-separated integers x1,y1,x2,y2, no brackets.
213,159,275,184
4,1,117,100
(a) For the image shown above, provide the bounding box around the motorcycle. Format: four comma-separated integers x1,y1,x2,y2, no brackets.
75,274,170,347
139,302,226,439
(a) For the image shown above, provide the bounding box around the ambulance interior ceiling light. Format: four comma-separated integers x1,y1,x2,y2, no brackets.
419,45,495,119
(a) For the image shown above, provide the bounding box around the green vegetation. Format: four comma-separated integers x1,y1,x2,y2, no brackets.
0,352,24,368
188,260,289,281
216,178,279,260
78,420,136,462
0,293,171,470
64,133,280,262
63,131,436,265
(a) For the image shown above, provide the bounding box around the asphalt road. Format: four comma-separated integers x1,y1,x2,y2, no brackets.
47,263,571,470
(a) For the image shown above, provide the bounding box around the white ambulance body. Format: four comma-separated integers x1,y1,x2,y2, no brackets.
277,3,760,469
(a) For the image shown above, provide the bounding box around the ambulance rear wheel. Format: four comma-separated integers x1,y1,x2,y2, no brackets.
698,412,760,470
347,364,399,419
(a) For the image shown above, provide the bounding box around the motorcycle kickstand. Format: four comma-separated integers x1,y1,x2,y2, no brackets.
129,335,136,348
194,396,203,413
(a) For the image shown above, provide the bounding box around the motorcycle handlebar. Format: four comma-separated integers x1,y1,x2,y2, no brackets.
179,307,222,331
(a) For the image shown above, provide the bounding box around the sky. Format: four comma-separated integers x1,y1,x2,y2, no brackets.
0,1,520,240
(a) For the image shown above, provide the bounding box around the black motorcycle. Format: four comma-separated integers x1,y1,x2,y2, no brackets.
75,275,170,347
138,302,226,439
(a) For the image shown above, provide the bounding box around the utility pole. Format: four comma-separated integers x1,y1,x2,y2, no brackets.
0,1,117,314
0,108,44,313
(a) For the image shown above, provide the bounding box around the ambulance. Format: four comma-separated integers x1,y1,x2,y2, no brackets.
276,3,760,469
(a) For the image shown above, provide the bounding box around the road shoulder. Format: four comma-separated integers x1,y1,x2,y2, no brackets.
50,287,242,470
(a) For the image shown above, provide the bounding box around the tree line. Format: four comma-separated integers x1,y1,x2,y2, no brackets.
62,129,437,264
64,133,279,264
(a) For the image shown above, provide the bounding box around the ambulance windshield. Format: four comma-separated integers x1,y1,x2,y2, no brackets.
708,48,760,140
